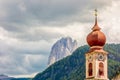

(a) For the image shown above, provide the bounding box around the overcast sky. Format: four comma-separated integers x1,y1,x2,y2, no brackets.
0,0,120,78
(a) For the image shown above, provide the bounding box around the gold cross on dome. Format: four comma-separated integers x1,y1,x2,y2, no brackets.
95,9,97,16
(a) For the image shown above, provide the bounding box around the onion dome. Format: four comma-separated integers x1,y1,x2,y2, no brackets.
87,9,106,47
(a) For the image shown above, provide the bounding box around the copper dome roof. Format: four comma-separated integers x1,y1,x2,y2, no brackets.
86,10,106,47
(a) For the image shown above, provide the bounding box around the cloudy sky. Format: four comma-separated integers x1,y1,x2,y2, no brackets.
0,0,120,78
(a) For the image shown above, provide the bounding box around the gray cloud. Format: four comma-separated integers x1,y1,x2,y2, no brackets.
0,54,47,76
0,0,116,41
0,0,115,31
10,28,63,41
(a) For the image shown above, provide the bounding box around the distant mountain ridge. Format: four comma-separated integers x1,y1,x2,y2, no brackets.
33,44,120,80
48,37,78,66
0,74,31,80
0,74,14,80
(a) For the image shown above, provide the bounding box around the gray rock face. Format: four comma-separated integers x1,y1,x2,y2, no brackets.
48,37,78,66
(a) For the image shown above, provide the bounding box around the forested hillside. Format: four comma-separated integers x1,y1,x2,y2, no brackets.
33,44,120,80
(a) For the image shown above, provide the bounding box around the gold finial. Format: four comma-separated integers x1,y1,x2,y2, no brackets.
92,9,101,31
95,9,97,16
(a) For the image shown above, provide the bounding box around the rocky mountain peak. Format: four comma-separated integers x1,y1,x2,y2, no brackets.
48,37,78,66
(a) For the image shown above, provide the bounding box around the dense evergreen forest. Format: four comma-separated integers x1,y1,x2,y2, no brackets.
33,44,120,80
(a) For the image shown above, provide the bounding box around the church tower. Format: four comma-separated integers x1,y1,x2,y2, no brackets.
85,9,109,80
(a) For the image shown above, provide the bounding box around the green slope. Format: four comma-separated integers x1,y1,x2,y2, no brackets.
33,44,120,80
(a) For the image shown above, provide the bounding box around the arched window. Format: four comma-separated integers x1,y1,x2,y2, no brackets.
99,62,104,76
88,63,92,76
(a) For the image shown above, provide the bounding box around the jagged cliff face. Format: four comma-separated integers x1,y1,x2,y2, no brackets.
48,37,78,66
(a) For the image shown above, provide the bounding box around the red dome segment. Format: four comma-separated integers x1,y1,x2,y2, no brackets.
87,30,106,47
